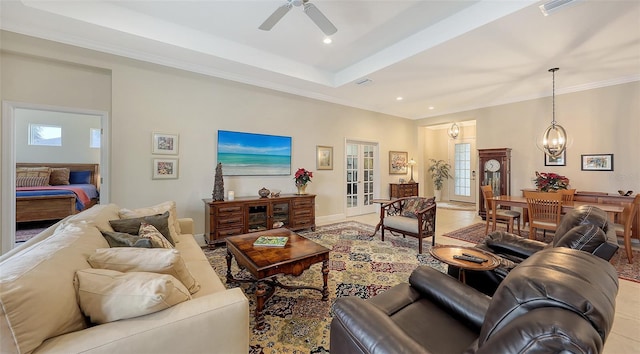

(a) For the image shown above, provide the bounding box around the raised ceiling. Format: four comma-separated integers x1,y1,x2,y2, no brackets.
2,0,639,119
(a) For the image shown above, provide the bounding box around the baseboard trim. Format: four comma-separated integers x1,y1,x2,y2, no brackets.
316,214,346,225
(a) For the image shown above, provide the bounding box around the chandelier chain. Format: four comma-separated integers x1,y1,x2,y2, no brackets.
549,67,559,127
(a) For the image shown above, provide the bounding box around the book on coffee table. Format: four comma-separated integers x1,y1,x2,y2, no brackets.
253,236,288,247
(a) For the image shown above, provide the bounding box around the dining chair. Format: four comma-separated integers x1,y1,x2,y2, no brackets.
559,188,576,202
482,185,521,236
613,193,640,263
524,191,563,241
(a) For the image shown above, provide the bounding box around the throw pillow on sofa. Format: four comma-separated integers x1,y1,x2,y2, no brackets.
87,248,200,294
0,221,109,354
74,268,191,324
109,211,175,245
101,231,153,248
119,201,181,242
56,204,120,233
139,222,174,248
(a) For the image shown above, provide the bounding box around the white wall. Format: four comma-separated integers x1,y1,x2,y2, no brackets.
0,31,418,252
417,82,640,199
15,109,101,163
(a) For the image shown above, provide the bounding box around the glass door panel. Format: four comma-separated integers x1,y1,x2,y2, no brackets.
247,203,268,232
449,138,476,203
346,142,378,216
272,201,289,228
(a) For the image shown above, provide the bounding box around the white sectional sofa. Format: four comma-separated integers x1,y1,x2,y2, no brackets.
0,203,250,354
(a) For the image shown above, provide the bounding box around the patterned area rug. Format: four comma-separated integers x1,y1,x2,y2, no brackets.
443,222,640,283
442,222,551,243
15,221,56,243
203,221,444,354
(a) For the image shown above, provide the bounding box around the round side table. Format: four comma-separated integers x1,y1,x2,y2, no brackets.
430,245,500,284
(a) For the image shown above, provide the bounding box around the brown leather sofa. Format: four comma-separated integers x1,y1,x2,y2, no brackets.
330,247,618,354
450,205,619,295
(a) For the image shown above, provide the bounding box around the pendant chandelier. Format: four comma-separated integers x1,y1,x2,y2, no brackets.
541,68,567,158
447,123,460,139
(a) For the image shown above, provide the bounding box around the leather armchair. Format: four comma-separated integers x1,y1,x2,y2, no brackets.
451,205,619,295
330,248,618,354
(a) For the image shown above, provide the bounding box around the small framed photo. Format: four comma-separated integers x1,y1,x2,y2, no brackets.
316,145,333,170
152,132,179,155
544,150,566,166
152,158,179,179
389,151,408,175
581,154,614,171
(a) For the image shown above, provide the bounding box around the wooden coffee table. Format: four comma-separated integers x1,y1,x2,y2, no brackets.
430,245,500,284
225,228,330,330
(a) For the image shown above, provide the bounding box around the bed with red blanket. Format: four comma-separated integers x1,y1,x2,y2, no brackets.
16,163,100,223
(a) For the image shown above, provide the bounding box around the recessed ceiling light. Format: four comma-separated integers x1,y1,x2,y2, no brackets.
396,97,403,101
323,37,332,44
429,106,435,110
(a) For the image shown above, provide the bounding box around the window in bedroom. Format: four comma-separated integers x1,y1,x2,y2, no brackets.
90,128,101,148
28,124,62,146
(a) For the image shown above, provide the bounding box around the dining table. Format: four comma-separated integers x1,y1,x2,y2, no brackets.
489,195,629,239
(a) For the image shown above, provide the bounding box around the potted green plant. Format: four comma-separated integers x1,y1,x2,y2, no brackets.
428,159,451,201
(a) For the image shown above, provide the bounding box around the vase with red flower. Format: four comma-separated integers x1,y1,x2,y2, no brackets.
294,168,313,194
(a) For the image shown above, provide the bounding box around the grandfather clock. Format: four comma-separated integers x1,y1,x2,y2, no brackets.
478,148,511,219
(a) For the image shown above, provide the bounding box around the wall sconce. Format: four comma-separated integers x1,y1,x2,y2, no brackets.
447,123,459,139
408,158,417,183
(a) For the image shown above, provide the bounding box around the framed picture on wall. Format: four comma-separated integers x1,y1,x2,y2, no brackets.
544,150,566,166
152,132,179,155
152,158,179,179
217,130,291,176
389,151,408,174
581,154,613,171
316,145,333,170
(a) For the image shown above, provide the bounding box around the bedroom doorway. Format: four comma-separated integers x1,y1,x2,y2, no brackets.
1,101,110,253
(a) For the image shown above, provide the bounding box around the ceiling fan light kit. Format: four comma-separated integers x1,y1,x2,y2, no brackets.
260,0,337,36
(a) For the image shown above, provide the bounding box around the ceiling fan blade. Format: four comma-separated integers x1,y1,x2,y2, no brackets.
259,3,293,31
303,3,337,36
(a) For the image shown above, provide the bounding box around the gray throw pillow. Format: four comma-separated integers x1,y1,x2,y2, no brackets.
101,231,153,248
109,211,175,245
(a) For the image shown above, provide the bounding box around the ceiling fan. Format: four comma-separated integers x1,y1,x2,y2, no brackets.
259,0,337,36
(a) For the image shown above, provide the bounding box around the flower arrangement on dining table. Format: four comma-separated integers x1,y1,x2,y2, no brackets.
294,168,313,187
534,171,570,192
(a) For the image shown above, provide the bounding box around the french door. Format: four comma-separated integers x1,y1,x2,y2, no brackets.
345,141,378,216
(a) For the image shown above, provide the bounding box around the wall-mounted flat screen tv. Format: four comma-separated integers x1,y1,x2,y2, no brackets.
217,130,292,176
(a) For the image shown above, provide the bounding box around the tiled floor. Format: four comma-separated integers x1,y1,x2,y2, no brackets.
322,207,640,354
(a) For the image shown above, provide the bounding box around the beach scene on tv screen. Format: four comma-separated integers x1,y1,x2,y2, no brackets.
217,130,292,176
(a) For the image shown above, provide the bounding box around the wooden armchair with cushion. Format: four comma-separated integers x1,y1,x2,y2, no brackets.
380,196,436,254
